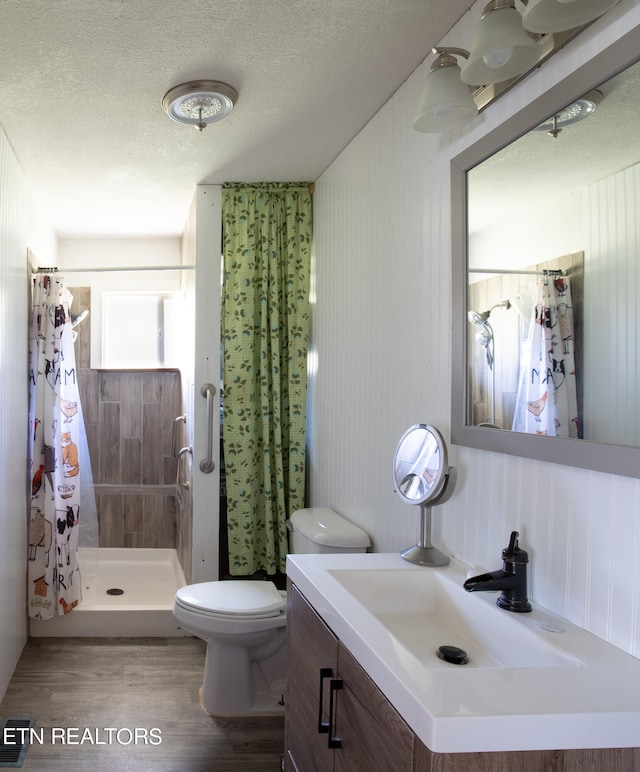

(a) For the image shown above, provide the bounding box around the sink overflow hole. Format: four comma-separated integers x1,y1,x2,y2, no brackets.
437,645,468,665
106,588,124,596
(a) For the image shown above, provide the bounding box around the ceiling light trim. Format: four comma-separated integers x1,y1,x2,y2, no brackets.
532,89,603,136
162,80,238,131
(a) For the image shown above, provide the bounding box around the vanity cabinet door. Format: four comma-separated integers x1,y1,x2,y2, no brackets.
286,582,339,772
286,581,414,771
334,642,414,772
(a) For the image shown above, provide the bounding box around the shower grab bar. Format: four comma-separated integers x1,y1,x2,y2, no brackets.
177,446,192,490
172,415,186,458
200,383,216,474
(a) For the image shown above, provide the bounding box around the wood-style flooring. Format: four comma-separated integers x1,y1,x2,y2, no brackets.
0,637,284,772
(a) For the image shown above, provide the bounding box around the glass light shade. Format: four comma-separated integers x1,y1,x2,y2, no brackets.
532,90,602,133
523,0,620,33
162,80,238,129
460,6,540,86
413,63,478,133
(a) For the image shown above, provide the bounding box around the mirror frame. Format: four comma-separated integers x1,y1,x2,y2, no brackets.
451,23,640,479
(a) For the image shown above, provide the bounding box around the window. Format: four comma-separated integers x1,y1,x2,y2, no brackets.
99,291,183,369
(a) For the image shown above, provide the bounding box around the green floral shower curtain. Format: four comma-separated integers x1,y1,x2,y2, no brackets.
222,182,312,575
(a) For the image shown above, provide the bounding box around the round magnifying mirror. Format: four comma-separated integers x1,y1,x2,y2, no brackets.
393,424,448,505
393,424,456,566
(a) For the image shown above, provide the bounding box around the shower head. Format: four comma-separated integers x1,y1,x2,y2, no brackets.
468,309,490,327
71,309,89,329
474,327,493,347
475,328,494,368
71,308,89,343
468,300,511,371
468,300,511,327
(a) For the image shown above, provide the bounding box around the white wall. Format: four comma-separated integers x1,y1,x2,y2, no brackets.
584,163,640,447
59,237,181,270
0,126,56,700
58,237,182,367
309,0,640,658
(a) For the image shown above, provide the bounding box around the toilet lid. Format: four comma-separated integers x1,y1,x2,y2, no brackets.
176,581,286,618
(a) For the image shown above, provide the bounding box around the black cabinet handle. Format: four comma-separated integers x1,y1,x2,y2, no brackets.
328,678,343,749
318,667,332,733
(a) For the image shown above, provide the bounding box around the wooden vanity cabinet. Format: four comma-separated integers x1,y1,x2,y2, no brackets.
285,581,338,771
286,580,640,772
333,642,415,771
285,581,413,771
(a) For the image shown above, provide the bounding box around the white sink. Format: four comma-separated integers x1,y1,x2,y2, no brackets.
329,568,579,669
287,552,640,754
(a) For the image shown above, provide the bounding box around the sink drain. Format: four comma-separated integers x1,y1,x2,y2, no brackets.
437,645,468,665
106,588,124,596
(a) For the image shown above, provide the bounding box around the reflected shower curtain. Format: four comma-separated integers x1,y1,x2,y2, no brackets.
512,273,579,438
222,182,312,575
28,273,84,619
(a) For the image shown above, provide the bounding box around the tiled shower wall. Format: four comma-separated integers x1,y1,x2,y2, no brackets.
71,286,184,549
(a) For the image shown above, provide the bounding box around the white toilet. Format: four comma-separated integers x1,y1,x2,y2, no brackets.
173,507,370,717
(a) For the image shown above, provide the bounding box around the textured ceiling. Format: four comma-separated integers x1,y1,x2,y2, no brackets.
468,59,640,234
0,0,471,238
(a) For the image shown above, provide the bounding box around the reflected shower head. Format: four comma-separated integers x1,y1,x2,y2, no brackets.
71,309,89,329
468,300,511,372
71,308,89,343
468,300,511,327
468,309,490,326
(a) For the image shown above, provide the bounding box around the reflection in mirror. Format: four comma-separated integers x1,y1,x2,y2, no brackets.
467,255,585,437
394,424,446,504
393,424,456,566
451,26,640,478
398,473,427,501
466,58,640,444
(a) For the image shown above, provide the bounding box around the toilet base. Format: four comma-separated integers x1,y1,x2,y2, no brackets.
199,630,287,717
198,670,285,718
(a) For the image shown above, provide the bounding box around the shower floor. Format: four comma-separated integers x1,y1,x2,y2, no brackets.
29,547,188,637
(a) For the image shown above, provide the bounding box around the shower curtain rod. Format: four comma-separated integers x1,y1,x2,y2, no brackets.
469,268,565,276
35,265,195,274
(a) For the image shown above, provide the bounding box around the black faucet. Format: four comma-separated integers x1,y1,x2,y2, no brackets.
463,531,532,613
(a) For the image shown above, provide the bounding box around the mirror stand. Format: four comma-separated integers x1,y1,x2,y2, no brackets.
401,504,450,567
393,423,457,567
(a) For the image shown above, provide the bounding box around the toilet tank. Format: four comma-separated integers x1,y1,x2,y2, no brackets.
289,508,370,554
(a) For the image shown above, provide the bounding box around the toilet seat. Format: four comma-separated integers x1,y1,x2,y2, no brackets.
175,580,285,619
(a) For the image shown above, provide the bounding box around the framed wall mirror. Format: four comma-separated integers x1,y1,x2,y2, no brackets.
451,23,640,479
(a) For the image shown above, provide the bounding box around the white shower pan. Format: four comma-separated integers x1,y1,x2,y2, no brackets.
29,548,188,637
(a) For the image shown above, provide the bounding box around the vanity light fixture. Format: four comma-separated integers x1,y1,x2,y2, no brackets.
460,0,541,87
413,48,478,133
162,80,238,132
522,0,621,34
412,0,618,133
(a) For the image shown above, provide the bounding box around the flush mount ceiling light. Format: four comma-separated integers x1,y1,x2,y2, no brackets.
413,48,478,133
162,80,238,131
460,0,540,86
533,89,602,136
523,0,621,34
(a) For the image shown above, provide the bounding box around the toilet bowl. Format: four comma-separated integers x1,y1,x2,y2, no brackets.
173,508,370,717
